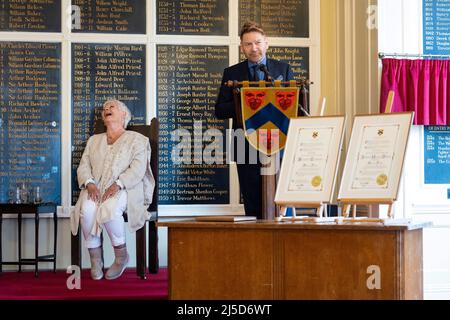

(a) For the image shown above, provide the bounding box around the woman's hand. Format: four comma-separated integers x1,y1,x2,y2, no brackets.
101,182,120,202
86,183,100,202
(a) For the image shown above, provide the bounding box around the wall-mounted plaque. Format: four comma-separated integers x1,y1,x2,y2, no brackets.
424,126,450,184
239,0,309,38
157,45,229,205
71,43,146,203
269,47,309,80
72,0,145,34
423,0,450,55
0,42,61,204
157,0,228,35
0,0,61,32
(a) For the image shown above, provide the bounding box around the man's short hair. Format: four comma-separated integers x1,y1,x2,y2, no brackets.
103,99,132,128
239,21,265,40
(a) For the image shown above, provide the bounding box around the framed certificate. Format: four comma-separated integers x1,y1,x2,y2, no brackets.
338,112,414,201
275,116,346,204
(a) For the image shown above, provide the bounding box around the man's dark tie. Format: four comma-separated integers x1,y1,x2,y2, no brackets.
251,65,260,81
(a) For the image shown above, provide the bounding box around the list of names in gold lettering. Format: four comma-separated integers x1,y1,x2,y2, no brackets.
239,46,309,80
71,43,146,203
157,45,229,204
157,0,228,35
0,0,61,32
239,0,309,37
71,0,145,34
0,42,61,203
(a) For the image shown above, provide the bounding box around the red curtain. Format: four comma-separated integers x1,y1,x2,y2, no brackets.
380,58,450,125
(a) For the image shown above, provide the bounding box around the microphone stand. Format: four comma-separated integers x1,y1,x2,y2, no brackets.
258,64,276,220
299,83,310,116
259,64,273,86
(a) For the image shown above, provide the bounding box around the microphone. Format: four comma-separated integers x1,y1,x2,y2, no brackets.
299,106,311,117
258,64,272,82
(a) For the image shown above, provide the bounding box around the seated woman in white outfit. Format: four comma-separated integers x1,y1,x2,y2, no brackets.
71,99,155,280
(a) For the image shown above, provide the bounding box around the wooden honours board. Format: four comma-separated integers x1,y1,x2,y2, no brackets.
0,42,61,204
157,45,229,205
71,43,146,203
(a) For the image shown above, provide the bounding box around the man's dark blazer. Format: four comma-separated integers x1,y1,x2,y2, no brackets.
215,58,294,218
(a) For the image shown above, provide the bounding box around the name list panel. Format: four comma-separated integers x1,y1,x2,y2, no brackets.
72,0,145,34
0,42,61,204
0,0,61,32
239,0,309,37
157,0,228,35
71,43,146,203
423,0,450,54
157,45,229,205
240,46,309,80
270,46,309,80
424,126,450,184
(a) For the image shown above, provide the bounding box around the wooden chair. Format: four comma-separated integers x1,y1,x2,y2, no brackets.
71,118,159,279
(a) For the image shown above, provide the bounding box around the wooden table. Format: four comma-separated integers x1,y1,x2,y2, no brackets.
160,220,430,300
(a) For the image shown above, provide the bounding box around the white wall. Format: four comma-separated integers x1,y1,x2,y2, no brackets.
379,0,450,300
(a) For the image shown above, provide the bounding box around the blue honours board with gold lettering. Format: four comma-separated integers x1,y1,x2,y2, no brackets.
240,47,310,81
424,126,450,184
156,0,228,35
423,0,450,55
156,45,229,205
72,0,146,34
71,43,146,204
239,0,309,38
0,42,61,204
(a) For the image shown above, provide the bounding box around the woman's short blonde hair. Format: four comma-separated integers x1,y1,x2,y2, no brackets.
103,99,132,128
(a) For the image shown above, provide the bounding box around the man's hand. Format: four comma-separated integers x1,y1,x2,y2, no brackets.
101,182,120,203
86,183,100,202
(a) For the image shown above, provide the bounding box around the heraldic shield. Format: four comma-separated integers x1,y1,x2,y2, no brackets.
241,87,299,155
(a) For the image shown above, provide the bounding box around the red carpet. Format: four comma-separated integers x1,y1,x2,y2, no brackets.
0,268,168,300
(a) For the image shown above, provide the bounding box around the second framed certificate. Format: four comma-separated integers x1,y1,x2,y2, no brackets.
338,112,414,202
275,116,346,205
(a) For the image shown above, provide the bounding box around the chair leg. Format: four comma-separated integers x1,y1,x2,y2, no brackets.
34,213,39,277
0,213,3,274
100,233,104,273
71,228,81,269
53,211,57,273
148,220,159,274
136,225,146,279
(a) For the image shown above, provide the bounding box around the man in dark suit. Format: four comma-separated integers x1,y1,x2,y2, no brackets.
215,22,294,219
